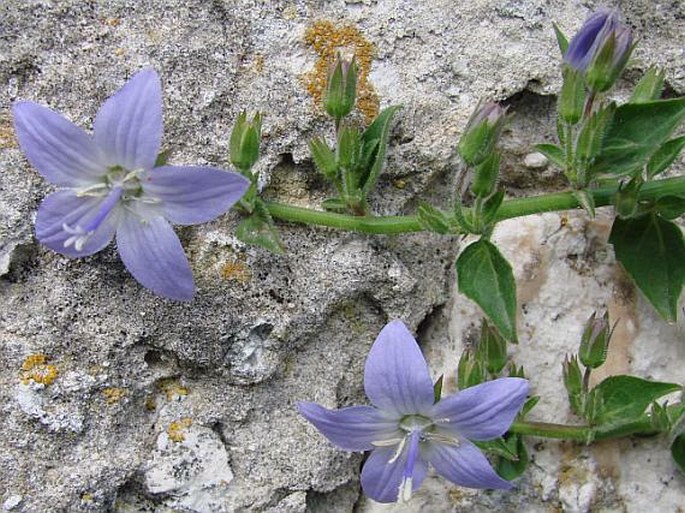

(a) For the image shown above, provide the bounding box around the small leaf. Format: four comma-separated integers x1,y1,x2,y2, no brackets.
475,438,519,460
573,190,596,218
417,203,452,234
671,434,685,475
589,97,685,177
629,66,666,104
552,22,569,55
457,239,518,342
535,143,565,169
360,105,402,195
236,200,284,254
154,149,171,167
655,196,685,221
496,435,528,481
589,375,681,425
609,214,685,322
521,395,540,418
647,136,685,178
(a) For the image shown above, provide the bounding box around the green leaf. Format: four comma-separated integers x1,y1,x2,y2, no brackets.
647,136,685,178
456,239,518,342
589,98,685,177
655,196,685,220
417,203,452,234
235,199,284,254
535,143,565,169
433,375,443,403
521,395,540,418
588,375,681,425
609,214,685,322
629,66,666,104
495,436,528,480
671,434,685,475
154,149,170,167
360,105,402,195
475,438,519,460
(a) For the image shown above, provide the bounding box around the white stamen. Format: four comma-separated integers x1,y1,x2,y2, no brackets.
398,477,413,503
74,182,108,197
62,223,91,251
387,436,407,464
371,437,403,448
425,432,460,446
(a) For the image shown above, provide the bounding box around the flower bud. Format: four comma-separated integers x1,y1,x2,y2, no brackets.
476,320,508,375
578,311,612,369
562,354,584,415
458,102,506,167
323,54,358,121
564,10,634,93
457,349,485,390
230,111,262,173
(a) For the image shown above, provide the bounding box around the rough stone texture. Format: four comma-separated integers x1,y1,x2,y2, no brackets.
0,1,684,512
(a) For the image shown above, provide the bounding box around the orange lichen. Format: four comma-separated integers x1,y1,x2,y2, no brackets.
303,20,379,122
102,387,126,405
221,259,252,283
20,354,58,386
0,117,17,149
168,418,193,442
158,378,189,400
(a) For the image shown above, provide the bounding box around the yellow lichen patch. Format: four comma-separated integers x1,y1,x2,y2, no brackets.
168,418,193,442
102,387,126,405
303,20,379,122
20,354,58,386
104,17,120,26
0,116,17,149
81,492,94,503
221,259,252,283
392,178,407,189
158,378,189,401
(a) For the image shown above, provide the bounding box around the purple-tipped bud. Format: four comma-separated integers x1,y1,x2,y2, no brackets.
458,102,507,167
578,311,612,369
323,54,358,121
565,10,634,93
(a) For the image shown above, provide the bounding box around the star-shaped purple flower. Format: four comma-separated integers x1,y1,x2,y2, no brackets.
12,69,249,301
298,320,529,503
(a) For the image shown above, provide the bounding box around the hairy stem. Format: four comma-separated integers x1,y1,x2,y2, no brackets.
510,416,656,443
264,176,685,235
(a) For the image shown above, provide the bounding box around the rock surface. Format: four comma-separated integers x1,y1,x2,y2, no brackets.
1,1,684,512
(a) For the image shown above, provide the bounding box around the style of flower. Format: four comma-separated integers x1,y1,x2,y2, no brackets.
298,320,529,503
12,69,249,301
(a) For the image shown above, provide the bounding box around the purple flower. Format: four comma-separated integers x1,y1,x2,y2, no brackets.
298,320,529,503
12,69,249,301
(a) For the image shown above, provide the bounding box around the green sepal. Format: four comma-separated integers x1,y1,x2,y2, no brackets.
480,189,505,228
589,97,685,177
475,438,519,460
609,214,685,322
471,152,501,198
230,112,262,173
629,66,666,104
360,105,402,196
647,136,685,179
521,396,540,418
578,311,612,369
457,349,485,390
309,137,338,180
433,375,444,403
562,354,584,416
456,239,518,342
417,203,452,234
559,66,586,125
535,143,565,169
476,319,508,374
552,22,569,55
154,149,171,167
495,435,528,481
235,199,284,254
586,375,681,426
654,195,685,221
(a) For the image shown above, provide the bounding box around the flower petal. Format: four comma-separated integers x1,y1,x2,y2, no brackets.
425,439,512,489
116,214,194,301
564,10,616,71
94,69,162,171
35,190,118,257
361,445,428,504
142,166,250,225
297,402,401,452
12,101,106,187
430,378,529,441
364,320,435,416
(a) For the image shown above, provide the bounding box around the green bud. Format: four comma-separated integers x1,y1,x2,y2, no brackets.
230,111,262,173
630,66,666,104
470,152,501,198
614,177,642,219
585,27,634,93
476,320,508,375
578,311,612,369
458,102,507,167
457,349,485,389
309,137,338,180
323,54,358,121
559,66,586,125
562,354,584,415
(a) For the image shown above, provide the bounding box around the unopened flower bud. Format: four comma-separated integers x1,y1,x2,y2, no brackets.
458,102,506,167
562,354,585,415
476,320,508,374
230,111,262,173
324,54,358,121
564,10,634,93
457,349,485,390
578,311,612,369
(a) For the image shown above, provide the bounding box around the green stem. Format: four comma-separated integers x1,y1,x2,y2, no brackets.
264,176,685,235
510,415,656,443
